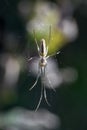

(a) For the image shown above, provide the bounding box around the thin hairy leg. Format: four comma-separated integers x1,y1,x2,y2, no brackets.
28,56,37,61
29,66,40,91
45,65,56,92
33,30,40,53
48,25,51,45
46,75,56,92
43,84,51,106
35,85,43,112
46,51,60,59
42,67,50,106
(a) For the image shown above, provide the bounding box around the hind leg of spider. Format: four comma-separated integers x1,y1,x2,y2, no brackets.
29,66,40,91
45,65,56,92
45,74,56,92
42,67,51,106
43,85,51,106
35,84,43,112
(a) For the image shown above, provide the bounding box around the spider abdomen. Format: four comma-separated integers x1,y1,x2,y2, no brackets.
39,58,47,67
39,39,47,57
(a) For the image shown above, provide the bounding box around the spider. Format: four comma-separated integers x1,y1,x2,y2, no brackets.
28,29,60,111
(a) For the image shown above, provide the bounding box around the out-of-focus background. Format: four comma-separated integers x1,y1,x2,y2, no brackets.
0,0,87,130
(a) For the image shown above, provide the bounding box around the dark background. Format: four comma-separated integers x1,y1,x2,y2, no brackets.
0,0,87,130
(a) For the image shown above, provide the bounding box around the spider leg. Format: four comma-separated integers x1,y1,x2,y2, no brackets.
33,30,40,53
34,67,44,111
29,66,40,91
45,65,56,92
43,84,51,106
46,74,56,92
48,25,51,45
46,51,60,59
35,84,43,112
28,56,36,61
43,67,51,106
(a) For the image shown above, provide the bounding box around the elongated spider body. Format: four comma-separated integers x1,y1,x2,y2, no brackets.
39,39,48,57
